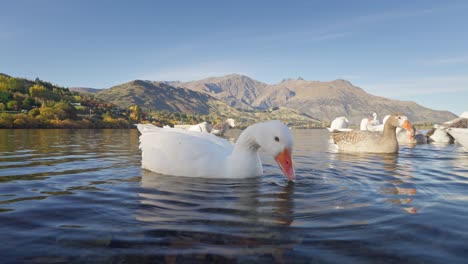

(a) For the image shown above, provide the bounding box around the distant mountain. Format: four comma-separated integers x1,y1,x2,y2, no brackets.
173,74,269,109
70,74,456,125
90,79,321,127
257,78,456,124
175,75,456,124
94,80,218,115
69,87,101,94
69,87,100,93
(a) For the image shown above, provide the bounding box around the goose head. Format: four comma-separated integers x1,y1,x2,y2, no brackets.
252,121,295,181
387,114,414,140
226,118,236,128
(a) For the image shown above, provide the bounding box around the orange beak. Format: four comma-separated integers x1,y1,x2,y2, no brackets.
401,120,414,141
274,148,295,181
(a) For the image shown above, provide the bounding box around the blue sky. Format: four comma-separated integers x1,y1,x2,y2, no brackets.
1,0,467,115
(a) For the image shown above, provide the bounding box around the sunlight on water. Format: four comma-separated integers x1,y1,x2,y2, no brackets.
0,129,467,263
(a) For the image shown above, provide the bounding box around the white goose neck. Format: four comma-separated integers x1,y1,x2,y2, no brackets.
234,124,261,152
227,124,263,178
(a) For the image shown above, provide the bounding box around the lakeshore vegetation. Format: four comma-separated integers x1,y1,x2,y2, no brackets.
0,73,438,129
0,74,216,129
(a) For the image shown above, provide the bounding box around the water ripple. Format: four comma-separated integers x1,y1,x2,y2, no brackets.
0,129,467,262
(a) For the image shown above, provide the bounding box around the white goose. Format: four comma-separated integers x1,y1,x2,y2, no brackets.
211,118,236,136
188,121,212,133
137,120,295,180
371,112,380,126
427,126,453,143
360,113,380,130
327,117,352,132
427,112,468,143
447,128,468,150
366,115,391,132
437,112,468,147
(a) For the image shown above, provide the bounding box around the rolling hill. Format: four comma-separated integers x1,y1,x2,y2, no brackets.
94,80,217,115
174,74,456,124
89,80,321,127
70,74,457,125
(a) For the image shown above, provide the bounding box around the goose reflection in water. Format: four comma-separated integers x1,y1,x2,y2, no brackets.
135,170,297,262
327,149,419,214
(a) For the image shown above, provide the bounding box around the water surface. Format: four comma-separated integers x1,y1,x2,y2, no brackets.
0,129,467,263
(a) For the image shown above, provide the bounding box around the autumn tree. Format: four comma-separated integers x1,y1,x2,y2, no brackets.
29,84,53,101
6,100,18,111
0,91,10,104
54,101,77,119
22,97,39,110
129,105,142,122
0,113,14,128
0,82,7,92
7,78,24,93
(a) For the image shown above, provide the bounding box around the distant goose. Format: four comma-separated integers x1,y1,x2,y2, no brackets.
427,112,468,144
445,112,468,149
327,117,352,132
427,127,454,143
371,112,380,126
366,115,391,132
211,118,236,136
446,128,468,150
360,113,380,131
397,125,427,144
442,114,468,128
331,114,413,153
188,121,212,133
137,120,295,180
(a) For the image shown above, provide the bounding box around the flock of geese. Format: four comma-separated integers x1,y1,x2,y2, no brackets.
328,112,468,149
329,113,414,153
137,112,467,181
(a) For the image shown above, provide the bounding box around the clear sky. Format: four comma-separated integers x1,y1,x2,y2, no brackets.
1,0,467,115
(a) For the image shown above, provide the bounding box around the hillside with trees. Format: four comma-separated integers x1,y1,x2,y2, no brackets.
0,74,137,128
88,79,322,128
2,73,307,129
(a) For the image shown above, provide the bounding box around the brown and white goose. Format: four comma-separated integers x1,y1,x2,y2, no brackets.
331,114,413,153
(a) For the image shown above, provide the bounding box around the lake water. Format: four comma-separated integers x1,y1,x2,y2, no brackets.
0,129,467,263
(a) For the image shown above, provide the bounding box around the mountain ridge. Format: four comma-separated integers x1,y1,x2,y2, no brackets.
173,74,456,124
88,79,322,127
69,73,456,124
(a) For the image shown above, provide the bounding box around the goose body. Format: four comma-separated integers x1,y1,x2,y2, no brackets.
427,113,468,143
427,128,453,143
137,120,295,180
360,113,380,130
366,115,391,132
327,117,352,132
331,114,413,153
360,118,370,130
447,128,468,150
371,112,380,126
188,121,212,133
211,118,236,136
443,116,468,128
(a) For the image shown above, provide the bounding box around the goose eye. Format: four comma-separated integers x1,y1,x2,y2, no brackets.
398,116,401,119
274,136,280,142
